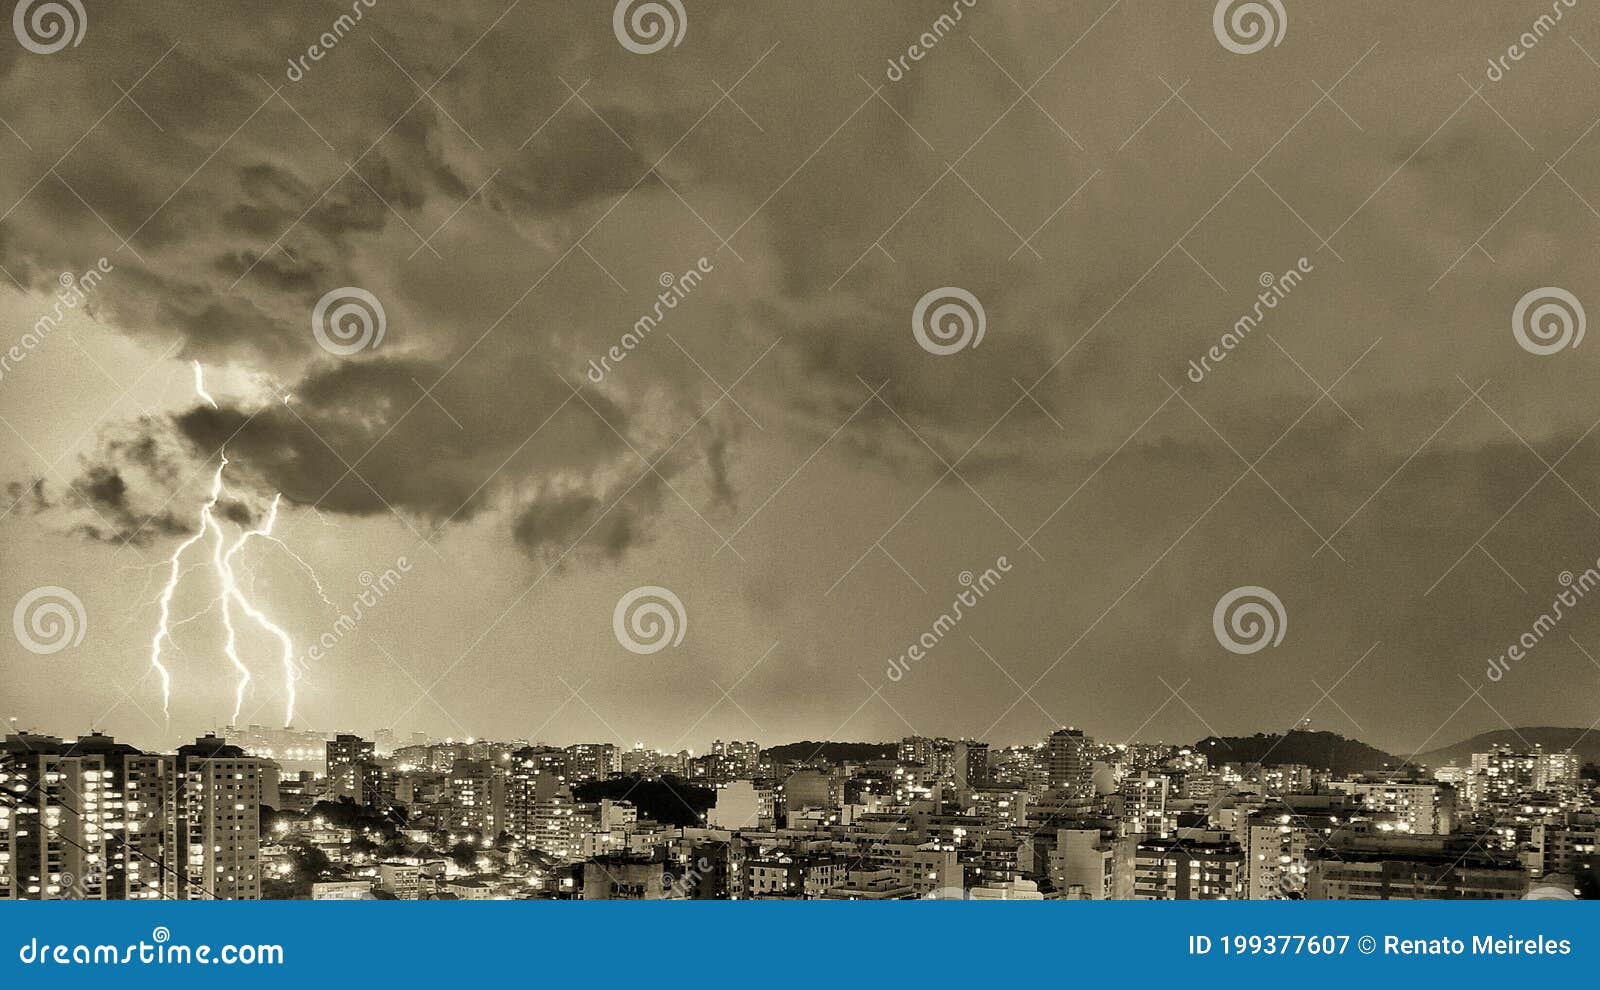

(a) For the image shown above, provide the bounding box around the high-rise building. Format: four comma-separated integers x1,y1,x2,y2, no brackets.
1340,778,1455,834
564,743,618,782
1047,728,1093,795
71,732,171,900
1048,826,1136,899
1468,747,1538,813
1305,833,1526,899
954,740,989,789
0,733,111,900
1133,828,1245,900
326,733,375,773
448,758,505,838
173,735,264,900
1119,771,1170,837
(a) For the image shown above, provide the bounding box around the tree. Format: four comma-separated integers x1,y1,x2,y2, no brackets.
448,841,478,871
572,776,715,827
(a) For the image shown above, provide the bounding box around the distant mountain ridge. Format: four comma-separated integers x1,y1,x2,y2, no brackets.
1413,727,1600,767
758,728,1598,773
1191,730,1403,773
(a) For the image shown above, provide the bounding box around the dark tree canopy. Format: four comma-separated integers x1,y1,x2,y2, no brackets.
572,776,715,828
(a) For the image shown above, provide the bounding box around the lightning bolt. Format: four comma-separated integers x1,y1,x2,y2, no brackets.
193,360,217,408
149,361,317,727
148,454,226,719
220,494,299,727
208,488,252,725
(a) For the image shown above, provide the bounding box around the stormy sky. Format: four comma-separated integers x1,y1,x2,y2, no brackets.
2,0,1599,757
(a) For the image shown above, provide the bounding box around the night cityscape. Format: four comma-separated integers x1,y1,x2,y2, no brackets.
4,721,1596,899
3,0,1600,935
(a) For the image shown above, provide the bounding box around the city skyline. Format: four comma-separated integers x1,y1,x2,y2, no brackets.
4,712,1586,766
5,720,1594,900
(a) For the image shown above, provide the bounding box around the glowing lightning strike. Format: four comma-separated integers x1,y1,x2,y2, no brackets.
220,495,300,727
209,490,252,725
148,454,227,718
150,361,317,727
193,361,217,408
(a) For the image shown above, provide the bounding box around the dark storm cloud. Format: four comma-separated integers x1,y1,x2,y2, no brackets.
4,0,1600,749
10,421,201,546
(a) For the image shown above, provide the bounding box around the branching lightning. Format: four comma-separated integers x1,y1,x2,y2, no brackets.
220,494,300,726
147,363,318,727
209,487,251,724
148,455,225,719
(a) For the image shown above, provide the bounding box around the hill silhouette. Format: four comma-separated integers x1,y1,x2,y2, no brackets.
1414,727,1600,767
1192,730,1404,772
